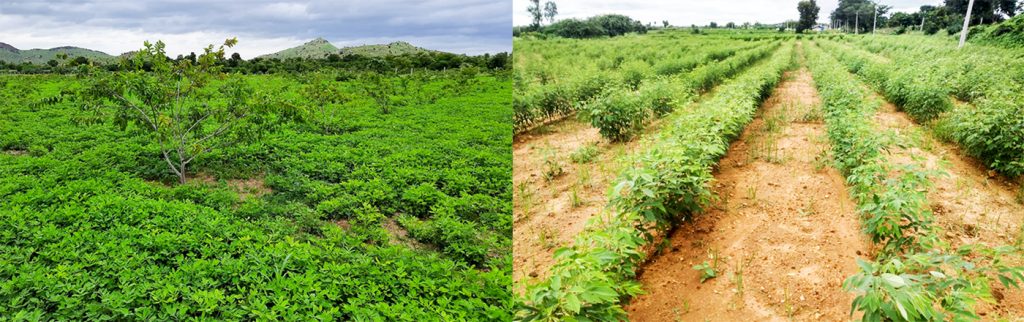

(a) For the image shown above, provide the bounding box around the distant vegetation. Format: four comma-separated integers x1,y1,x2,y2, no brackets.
514,14,648,39
515,0,647,39
0,38,509,74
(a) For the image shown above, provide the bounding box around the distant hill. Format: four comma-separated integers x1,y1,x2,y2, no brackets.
0,42,116,64
258,38,437,60
2,38,446,65
340,41,436,57
257,37,339,60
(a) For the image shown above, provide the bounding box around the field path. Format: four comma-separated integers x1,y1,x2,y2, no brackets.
867,90,1024,318
512,117,653,293
626,62,871,321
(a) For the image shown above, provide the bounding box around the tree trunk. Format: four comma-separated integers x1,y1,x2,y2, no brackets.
179,162,187,184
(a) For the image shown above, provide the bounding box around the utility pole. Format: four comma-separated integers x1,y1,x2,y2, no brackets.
920,15,925,31
872,4,878,34
855,11,860,34
958,0,975,48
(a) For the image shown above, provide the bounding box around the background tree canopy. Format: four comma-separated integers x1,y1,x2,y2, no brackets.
797,0,821,33
540,14,648,39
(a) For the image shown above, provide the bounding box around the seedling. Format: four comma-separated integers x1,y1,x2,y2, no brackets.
783,287,796,319
692,261,717,283
569,184,584,208
538,227,556,250
540,147,564,181
672,299,691,321
576,167,592,189
732,262,744,297
692,248,720,283
516,182,536,220
570,143,599,164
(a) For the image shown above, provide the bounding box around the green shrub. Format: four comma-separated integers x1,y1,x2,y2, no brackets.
580,89,647,142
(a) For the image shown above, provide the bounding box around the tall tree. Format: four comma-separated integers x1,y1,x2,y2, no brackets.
797,0,821,33
527,0,542,30
543,1,558,24
945,0,1019,23
831,0,881,33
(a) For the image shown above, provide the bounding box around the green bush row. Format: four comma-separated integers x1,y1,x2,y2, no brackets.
818,40,952,123
805,41,1024,322
515,41,795,321
512,37,767,134
579,42,780,142
838,36,1024,178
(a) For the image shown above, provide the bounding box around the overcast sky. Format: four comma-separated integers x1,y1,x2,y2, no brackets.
0,0,511,58
512,0,943,27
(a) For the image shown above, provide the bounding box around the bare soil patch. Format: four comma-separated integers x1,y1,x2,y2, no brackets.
626,68,871,321
512,114,663,293
227,176,272,201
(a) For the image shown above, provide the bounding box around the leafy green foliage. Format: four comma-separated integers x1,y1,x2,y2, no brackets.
819,40,953,123
0,65,511,319
513,32,786,135
805,40,1024,321
834,35,1024,178
580,89,647,142
79,39,254,184
692,261,718,283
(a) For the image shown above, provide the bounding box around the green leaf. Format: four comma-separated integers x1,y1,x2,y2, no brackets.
564,293,581,313
881,273,906,288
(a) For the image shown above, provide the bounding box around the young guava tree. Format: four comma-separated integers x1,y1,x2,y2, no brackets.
84,39,253,184
360,72,399,114
300,70,351,132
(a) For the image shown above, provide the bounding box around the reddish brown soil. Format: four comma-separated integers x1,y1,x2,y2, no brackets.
512,116,654,293
870,95,1024,319
186,172,272,201
626,67,871,321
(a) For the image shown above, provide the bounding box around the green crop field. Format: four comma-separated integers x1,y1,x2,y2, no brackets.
513,27,1024,321
0,41,512,320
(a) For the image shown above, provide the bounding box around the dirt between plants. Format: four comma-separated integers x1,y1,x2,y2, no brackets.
870,95,1024,319
512,115,663,294
626,68,871,321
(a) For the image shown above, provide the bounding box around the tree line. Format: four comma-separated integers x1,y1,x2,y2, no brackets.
829,0,1021,35
515,0,647,39
0,50,509,75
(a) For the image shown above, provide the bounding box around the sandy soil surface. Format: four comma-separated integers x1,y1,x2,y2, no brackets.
626,66,872,321
512,116,655,293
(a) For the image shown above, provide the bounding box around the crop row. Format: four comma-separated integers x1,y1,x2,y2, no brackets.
819,39,1024,179
805,41,1024,321
580,42,780,141
515,42,794,321
842,35,1024,102
513,36,768,134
